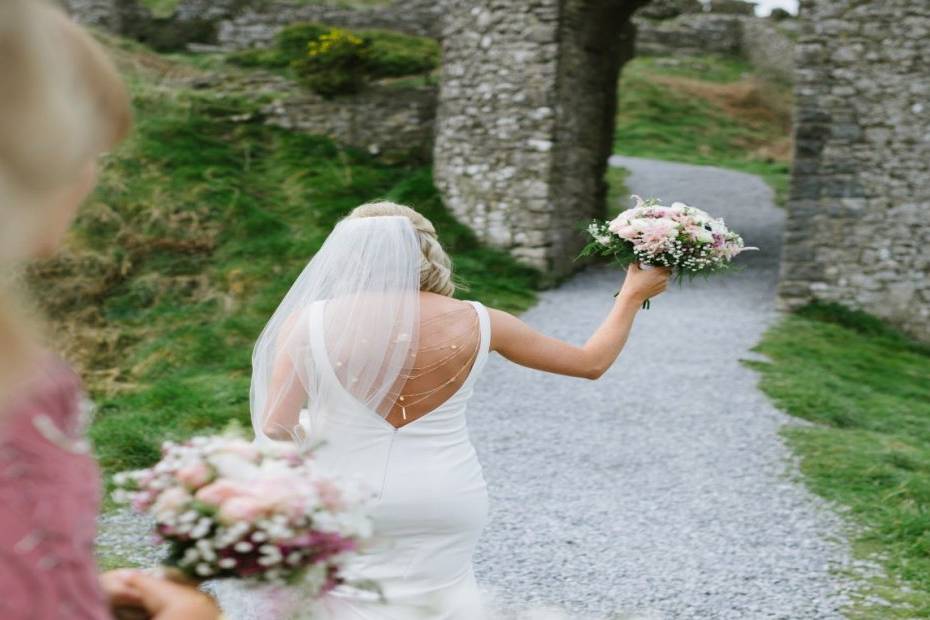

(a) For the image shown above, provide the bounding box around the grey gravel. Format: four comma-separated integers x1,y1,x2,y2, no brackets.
97,157,863,619
468,156,858,619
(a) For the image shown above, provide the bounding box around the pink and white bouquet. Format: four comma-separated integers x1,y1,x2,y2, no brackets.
578,195,756,306
113,435,374,594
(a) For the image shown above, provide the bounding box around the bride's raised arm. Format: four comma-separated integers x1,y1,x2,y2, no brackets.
487,264,669,380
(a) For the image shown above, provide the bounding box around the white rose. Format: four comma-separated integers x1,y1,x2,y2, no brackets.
208,453,260,481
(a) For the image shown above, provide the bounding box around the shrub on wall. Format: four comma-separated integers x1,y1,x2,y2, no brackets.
360,28,440,78
227,22,441,95
292,28,372,97
278,22,332,61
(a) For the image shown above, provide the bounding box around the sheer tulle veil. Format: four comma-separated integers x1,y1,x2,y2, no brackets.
250,215,422,445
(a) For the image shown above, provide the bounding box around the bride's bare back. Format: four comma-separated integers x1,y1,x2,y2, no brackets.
382,292,483,428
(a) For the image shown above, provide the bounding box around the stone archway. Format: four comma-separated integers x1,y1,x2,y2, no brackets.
66,0,930,338
433,0,647,281
434,0,930,340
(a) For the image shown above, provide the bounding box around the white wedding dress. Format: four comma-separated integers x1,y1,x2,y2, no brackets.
307,298,492,619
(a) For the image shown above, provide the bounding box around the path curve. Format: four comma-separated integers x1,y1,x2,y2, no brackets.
469,156,854,619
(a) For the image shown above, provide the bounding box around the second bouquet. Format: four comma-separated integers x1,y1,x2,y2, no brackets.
113,434,375,595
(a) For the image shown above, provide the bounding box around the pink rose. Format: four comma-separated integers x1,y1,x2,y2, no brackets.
634,218,678,244
250,478,310,520
195,479,252,506
608,217,637,240
176,462,213,489
131,491,155,512
153,487,192,514
316,480,345,512
218,497,267,525
607,217,627,233
617,226,638,240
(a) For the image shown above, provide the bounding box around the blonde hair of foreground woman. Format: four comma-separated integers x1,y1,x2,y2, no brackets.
0,0,131,404
346,200,467,297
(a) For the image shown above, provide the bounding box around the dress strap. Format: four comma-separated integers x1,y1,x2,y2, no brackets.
466,300,491,369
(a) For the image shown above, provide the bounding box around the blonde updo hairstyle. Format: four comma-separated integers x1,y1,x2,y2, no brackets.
346,201,463,297
0,0,132,404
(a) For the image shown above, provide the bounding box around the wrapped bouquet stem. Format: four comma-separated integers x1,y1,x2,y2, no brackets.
577,195,757,308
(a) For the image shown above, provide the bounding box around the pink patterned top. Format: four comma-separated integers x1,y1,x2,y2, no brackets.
0,355,108,619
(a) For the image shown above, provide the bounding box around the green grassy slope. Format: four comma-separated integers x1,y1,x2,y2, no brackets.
33,41,539,479
748,305,930,618
614,55,793,205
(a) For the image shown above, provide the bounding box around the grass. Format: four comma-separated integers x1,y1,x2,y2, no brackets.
615,54,793,205
746,303,930,618
32,40,539,483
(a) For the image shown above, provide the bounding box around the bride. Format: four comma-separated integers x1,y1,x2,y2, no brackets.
248,201,669,618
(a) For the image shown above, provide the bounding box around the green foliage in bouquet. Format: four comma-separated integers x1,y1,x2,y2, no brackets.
575,218,655,308
293,28,372,97
575,219,640,270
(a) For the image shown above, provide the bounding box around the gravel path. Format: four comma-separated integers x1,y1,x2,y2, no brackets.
467,156,856,619
97,157,858,619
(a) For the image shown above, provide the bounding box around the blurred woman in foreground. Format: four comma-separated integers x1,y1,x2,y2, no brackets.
0,1,220,618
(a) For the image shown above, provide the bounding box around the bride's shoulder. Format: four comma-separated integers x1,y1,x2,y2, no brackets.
420,292,470,309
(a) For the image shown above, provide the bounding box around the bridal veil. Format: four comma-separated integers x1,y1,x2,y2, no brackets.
250,215,422,444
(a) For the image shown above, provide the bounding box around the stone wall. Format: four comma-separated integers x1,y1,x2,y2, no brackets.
262,82,437,162
68,0,440,50
634,13,744,56
634,12,797,81
217,0,441,49
550,7,638,273
779,0,930,340
433,0,646,277
179,70,436,161
741,17,795,83
636,0,702,20
708,0,755,15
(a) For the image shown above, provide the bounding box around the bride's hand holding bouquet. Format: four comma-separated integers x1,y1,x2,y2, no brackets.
616,262,672,308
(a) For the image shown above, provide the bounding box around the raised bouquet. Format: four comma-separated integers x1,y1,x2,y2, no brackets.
113,434,374,594
578,195,756,307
